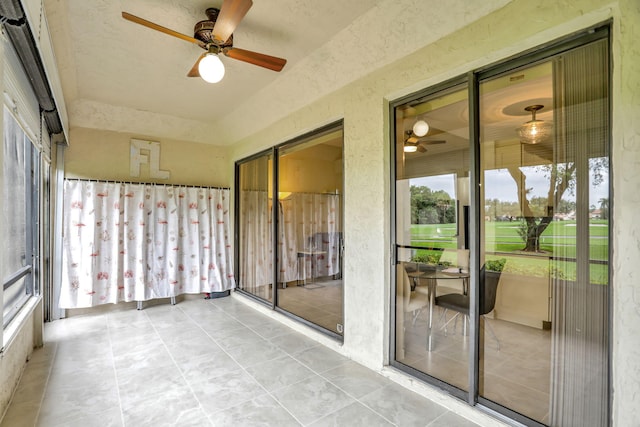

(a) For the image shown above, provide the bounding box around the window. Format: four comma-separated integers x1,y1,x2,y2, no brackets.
391,28,610,426
393,82,471,394
2,107,39,326
236,122,344,337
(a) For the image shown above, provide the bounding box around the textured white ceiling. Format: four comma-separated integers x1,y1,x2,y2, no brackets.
43,0,511,145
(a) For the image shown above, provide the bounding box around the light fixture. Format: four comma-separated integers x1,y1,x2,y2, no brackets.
517,104,553,144
412,119,429,137
198,46,225,83
403,142,418,153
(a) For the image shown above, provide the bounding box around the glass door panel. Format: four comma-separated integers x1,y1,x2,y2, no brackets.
394,84,470,390
478,39,609,425
276,126,344,335
238,153,274,302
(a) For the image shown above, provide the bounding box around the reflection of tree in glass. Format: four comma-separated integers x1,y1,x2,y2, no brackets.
410,186,455,224
507,157,608,252
598,197,609,220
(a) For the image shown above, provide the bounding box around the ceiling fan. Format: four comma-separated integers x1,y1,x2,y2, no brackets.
122,0,287,83
403,130,446,153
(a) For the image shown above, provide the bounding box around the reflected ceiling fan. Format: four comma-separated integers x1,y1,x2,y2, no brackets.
403,130,446,153
122,0,287,83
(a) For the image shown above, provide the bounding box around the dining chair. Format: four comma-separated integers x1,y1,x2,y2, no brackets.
434,265,502,350
398,263,430,326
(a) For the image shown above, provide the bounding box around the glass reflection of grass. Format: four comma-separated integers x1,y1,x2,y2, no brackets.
409,220,609,284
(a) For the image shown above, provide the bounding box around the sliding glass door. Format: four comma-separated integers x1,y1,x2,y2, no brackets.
394,82,471,393
237,152,274,302
236,122,344,337
392,28,610,426
478,37,609,425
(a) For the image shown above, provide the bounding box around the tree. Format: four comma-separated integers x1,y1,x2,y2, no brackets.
598,197,609,220
410,185,454,224
507,157,607,252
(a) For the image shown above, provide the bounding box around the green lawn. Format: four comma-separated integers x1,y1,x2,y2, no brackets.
408,219,609,284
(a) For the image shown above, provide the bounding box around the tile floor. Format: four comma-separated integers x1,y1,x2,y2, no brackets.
398,304,551,424
1,295,480,427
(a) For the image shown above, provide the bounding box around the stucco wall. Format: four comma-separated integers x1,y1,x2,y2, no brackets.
611,0,640,425
228,0,639,424
64,127,230,187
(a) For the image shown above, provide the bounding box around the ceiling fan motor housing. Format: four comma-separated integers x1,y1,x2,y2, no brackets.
194,8,234,47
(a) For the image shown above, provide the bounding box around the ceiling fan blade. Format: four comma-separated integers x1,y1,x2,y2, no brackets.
224,47,287,72
122,12,205,48
417,145,427,153
406,136,419,144
187,53,206,77
212,0,253,44
422,140,446,145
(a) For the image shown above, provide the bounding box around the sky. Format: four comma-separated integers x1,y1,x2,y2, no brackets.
410,168,608,206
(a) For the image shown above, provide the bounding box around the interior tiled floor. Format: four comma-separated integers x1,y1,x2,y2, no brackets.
1,295,480,427
278,278,343,333
398,304,551,425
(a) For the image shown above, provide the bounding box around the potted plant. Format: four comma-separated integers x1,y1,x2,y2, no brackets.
485,258,506,273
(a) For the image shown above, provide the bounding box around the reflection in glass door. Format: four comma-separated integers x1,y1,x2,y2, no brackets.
237,153,274,302
236,123,344,337
478,39,609,425
392,29,610,426
394,83,471,392
276,125,344,336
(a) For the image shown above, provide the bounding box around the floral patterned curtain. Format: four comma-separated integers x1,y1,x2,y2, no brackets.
282,193,341,282
60,180,234,308
239,190,274,294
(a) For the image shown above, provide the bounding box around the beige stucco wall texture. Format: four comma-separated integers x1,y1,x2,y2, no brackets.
64,127,230,187
224,0,639,425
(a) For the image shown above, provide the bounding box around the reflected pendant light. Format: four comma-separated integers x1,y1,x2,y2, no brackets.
517,104,553,144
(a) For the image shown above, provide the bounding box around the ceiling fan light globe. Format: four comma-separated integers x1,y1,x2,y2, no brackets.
199,53,225,83
412,120,429,137
404,144,418,153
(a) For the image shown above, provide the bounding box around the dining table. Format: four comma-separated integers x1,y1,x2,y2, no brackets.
408,266,470,351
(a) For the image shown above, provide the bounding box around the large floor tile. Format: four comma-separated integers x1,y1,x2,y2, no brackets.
1,295,488,427
116,365,191,408
121,390,202,427
224,340,288,367
39,407,124,427
192,369,267,415
245,355,315,392
359,383,448,426
209,395,301,427
308,401,393,427
175,350,242,384
38,383,120,425
292,345,350,374
320,360,391,399
272,375,355,425
427,411,480,427
270,331,320,355
112,339,173,371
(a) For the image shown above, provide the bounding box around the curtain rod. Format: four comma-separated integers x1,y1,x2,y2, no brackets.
242,189,340,196
64,178,230,190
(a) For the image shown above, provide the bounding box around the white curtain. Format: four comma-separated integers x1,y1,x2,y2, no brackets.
285,193,341,281
60,180,234,308
239,192,341,290
238,190,273,294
